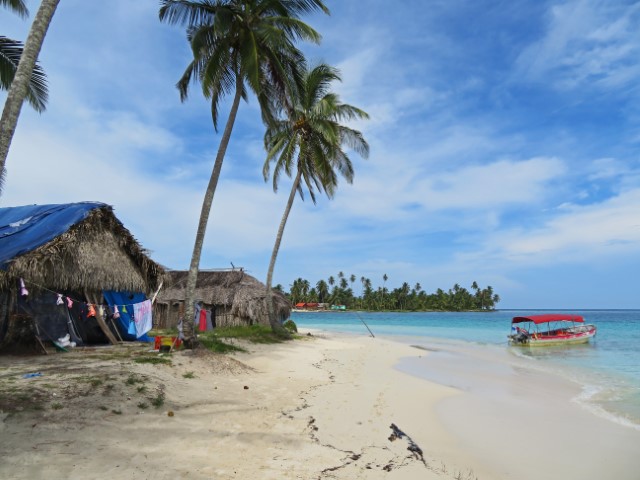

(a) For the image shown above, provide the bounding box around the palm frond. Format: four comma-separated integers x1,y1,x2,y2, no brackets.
1,0,28,18
0,36,48,112
159,0,219,26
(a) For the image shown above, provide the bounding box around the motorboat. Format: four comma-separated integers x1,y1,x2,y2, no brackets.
508,313,596,346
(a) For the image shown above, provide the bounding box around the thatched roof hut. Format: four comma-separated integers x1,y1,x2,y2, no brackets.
154,270,291,329
0,202,165,351
0,203,163,293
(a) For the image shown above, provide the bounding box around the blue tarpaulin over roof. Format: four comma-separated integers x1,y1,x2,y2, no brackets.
0,202,106,270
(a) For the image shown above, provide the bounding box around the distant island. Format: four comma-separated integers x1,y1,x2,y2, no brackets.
275,273,500,312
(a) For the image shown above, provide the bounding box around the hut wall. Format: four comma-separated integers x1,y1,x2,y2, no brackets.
152,301,256,330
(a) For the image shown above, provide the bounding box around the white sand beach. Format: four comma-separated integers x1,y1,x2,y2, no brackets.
1,330,639,479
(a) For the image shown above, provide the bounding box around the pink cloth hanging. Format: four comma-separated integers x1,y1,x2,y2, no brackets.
19,278,28,296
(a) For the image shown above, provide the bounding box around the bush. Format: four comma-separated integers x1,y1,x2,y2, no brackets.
283,319,297,333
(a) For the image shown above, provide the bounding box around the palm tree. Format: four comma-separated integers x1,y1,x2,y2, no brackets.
0,0,56,194
1,0,48,112
263,63,369,328
159,0,329,343
315,279,329,303
382,273,388,310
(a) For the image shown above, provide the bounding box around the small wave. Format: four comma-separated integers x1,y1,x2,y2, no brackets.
573,385,640,432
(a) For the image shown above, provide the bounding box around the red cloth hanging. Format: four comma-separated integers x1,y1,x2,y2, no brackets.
199,309,207,331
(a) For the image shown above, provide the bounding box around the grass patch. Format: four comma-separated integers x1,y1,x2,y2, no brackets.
137,385,147,393
211,325,287,344
99,405,108,411
133,356,172,365
125,374,145,386
137,402,148,409
111,409,122,415
150,393,165,408
182,371,196,379
197,335,245,354
51,402,63,410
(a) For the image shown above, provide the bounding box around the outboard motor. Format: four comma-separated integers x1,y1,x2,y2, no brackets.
512,331,529,344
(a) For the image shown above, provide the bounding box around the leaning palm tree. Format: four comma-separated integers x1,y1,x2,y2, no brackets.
0,0,55,194
263,63,369,330
159,0,329,344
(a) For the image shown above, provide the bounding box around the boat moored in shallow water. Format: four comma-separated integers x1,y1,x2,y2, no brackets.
508,314,596,346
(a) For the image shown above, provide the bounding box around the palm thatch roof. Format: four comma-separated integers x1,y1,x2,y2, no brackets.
157,270,290,326
0,204,164,294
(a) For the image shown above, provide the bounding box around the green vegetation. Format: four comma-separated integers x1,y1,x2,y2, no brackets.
283,319,298,333
182,371,196,379
125,374,144,386
197,324,291,352
133,355,172,365
281,274,501,312
150,392,165,408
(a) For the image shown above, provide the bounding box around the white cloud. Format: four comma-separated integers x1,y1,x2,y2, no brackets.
515,0,640,90
485,188,640,264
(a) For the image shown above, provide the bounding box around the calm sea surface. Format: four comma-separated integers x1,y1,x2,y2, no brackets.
291,309,640,429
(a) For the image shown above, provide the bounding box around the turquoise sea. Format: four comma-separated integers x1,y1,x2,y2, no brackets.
291,309,640,430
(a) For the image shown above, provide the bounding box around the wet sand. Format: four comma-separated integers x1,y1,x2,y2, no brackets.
397,338,640,480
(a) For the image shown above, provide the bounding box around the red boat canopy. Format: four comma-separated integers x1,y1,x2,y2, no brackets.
512,314,584,325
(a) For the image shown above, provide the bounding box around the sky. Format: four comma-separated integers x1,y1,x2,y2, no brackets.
2,0,639,309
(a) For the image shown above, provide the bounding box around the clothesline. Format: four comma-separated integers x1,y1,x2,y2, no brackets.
11,275,154,338
10,274,151,311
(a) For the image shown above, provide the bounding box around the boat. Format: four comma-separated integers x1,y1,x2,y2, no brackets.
508,313,596,346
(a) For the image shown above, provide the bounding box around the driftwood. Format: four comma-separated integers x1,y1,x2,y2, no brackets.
388,423,427,466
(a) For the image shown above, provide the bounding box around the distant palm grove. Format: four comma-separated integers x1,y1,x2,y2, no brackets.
276,273,500,312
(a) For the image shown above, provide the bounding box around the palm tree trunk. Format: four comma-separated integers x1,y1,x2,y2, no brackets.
265,167,302,333
0,0,59,194
182,75,243,347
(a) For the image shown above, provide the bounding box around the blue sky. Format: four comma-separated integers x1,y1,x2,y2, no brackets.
2,0,639,309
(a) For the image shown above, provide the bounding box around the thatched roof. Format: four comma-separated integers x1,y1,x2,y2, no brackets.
157,270,290,324
0,204,164,294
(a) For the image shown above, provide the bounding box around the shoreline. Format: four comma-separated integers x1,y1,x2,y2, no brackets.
1,330,639,479
390,334,640,479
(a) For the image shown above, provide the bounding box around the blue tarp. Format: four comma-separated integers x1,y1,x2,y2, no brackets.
102,290,153,342
0,202,106,269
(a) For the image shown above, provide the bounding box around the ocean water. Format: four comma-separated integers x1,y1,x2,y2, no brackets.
291,309,640,430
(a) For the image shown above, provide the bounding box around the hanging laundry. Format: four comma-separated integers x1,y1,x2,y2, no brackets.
127,315,136,336
193,304,213,331
122,305,128,313
87,304,97,318
56,294,64,305
132,300,152,338
205,309,214,330
66,296,73,308
19,278,28,296
199,308,207,332
113,305,120,319
193,304,201,326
